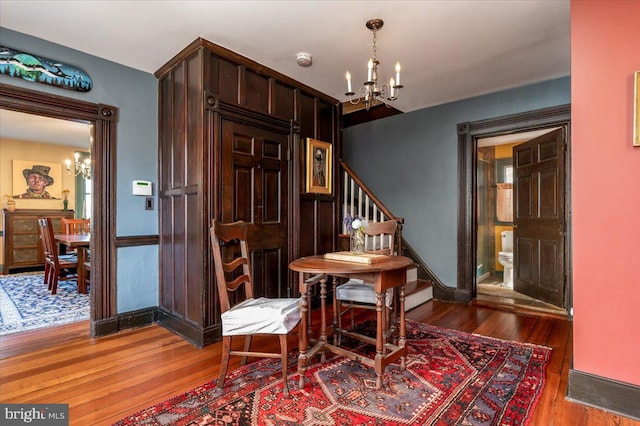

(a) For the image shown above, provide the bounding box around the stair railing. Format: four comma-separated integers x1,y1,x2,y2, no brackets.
339,160,404,254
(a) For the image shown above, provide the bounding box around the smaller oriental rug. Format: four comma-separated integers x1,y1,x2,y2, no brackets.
115,320,551,425
0,272,89,335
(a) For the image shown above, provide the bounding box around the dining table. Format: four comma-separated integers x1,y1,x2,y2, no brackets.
289,254,414,389
55,233,90,293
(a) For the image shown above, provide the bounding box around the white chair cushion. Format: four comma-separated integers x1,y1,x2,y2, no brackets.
335,279,393,307
221,297,300,336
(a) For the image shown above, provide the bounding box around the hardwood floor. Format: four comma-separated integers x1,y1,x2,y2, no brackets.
1,301,637,425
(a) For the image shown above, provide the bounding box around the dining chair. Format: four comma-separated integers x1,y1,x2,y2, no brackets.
210,219,301,396
61,218,90,234
38,217,78,295
334,220,398,341
79,260,91,294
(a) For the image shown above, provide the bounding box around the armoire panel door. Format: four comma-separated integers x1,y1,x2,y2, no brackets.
220,118,289,298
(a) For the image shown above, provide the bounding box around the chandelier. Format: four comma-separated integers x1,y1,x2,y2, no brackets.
65,153,91,179
345,18,403,111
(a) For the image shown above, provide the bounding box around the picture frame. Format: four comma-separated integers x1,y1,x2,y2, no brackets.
634,71,640,147
12,160,63,200
305,138,332,194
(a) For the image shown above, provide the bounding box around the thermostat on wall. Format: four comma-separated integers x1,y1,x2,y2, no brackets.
132,180,152,196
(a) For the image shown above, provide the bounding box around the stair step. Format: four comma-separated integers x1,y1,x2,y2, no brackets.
406,265,418,282
404,279,433,311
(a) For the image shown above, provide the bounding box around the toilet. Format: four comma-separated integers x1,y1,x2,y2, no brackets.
498,230,514,288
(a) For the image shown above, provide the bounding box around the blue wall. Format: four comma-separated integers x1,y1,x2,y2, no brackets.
343,77,570,286
1,27,159,311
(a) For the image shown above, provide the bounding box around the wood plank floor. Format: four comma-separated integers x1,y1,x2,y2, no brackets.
1,300,637,425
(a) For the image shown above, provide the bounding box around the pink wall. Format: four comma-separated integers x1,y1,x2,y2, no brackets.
571,0,640,385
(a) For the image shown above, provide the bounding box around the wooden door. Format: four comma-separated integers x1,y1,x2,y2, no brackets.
513,128,566,307
220,118,290,299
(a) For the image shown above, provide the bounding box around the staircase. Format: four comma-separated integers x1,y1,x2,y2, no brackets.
340,160,433,311
405,265,433,311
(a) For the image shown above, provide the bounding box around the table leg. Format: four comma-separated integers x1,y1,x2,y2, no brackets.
298,273,309,389
319,275,327,364
399,282,406,370
332,278,339,346
375,290,385,389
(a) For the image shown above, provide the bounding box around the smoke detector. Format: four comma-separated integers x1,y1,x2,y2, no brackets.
296,52,312,67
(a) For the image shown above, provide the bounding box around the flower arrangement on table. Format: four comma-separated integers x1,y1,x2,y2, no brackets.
343,214,368,254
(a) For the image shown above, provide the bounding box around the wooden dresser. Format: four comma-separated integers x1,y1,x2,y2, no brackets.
2,209,74,274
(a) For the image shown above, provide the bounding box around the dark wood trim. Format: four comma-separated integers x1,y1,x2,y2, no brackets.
207,94,292,131
342,102,403,127
157,308,221,348
568,369,640,420
156,38,335,103
455,105,571,304
115,235,159,247
0,83,118,338
91,317,119,336
117,307,158,330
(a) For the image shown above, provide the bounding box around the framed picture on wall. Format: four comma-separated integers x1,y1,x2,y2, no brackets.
305,138,332,194
12,160,62,199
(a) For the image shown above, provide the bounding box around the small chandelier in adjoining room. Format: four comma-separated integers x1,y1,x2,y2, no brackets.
345,18,403,111
65,153,91,179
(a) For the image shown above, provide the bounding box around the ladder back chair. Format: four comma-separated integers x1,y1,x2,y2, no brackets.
210,219,301,396
61,218,90,234
334,220,398,342
38,217,78,295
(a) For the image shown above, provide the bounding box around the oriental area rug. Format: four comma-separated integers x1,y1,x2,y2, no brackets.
115,320,551,425
0,272,89,335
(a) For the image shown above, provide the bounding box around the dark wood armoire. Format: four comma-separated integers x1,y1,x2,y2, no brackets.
155,38,341,347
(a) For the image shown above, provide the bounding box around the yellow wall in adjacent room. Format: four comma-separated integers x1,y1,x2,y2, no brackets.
0,138,86,267
495,142,519,159
493,142,520,271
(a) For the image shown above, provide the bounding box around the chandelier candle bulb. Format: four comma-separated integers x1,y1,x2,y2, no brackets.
395,62,401,86
367,58,373,82
346,71,352,93
389,78,395,98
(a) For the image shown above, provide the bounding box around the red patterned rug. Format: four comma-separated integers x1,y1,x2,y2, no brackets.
114,320,551,425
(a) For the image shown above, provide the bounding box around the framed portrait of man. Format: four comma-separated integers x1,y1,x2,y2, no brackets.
12,160,62,200
305,138,332,194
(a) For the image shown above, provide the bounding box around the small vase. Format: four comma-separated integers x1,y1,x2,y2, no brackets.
350,229,365,254
7,200,16,212
63,199,68,211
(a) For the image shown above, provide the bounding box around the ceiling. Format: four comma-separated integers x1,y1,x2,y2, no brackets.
0,109,91,147
0,1,570,144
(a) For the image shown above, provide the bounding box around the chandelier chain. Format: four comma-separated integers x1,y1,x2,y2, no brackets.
372,28,378,62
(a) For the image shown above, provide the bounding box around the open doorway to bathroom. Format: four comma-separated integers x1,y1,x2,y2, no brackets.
475,130,567,316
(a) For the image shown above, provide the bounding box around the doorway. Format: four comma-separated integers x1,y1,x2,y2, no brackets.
456,104,571,317
475,129,567,315
0,83,118,336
